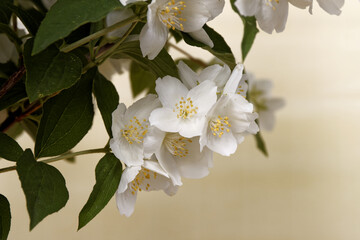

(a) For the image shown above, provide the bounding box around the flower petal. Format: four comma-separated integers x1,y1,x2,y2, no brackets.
316,0,344,15
177,60,198,89
223,64,244,95
110,137,144,166
234,0,260,16
139,22,168,59
187,80,217,115
144,127,166,158
116,188,138,217
206,130,238,156
181,0,211,32
156,145,183,186
188,29,214,48
149,108,182,133
125,94,161,122
155,76,189,107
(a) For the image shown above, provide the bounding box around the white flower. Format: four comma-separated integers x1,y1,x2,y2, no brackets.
199,66,258,156
289,0,344,15
234,0,289,34
110,94,161,166
149,76,217,138
116,159,178,217
248,78,285,131
144,128,213,186
139,0,225,59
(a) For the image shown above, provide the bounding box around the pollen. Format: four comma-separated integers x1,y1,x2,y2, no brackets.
121,117,149,144
164,133,192,158
265,0,279,10
130,168,156,195
158,0,187,31
174,97,198,119
210,115,231,138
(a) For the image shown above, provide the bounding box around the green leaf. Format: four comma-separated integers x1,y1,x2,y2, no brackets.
35,69,95,158
254,130,268,157
230,0,259,61
78,153,122,230
130,61,157,98
181,25,236,69
33,0,123,54
0,0,13,24
0,194,11,240
24,39,83,103
0,132,23,162
21,119,38,141
16,149,69,230
93,70,119,138
114,40,179,78
0,78,27,111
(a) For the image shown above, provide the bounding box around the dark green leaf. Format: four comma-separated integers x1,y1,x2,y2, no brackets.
35,70,95,158
230,0,259,61
130,61,157,97
0,62,17,79
0,23,22,48
0,0,13,24
254,130,268,157
93,70,119,137
0,78,27,111
115,40,179,78
33,0,123,54
24,39,83,103
17,149,69,230
78,153,122,230
21,119,38,141
0,194,11,240
0,132,23,162
181,25,236,69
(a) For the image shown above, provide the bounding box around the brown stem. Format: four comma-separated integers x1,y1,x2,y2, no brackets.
0,65,26,100
168,42,208,68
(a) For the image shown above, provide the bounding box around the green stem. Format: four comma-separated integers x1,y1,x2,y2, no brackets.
60,14,143,53
0,148,109,174
95,21,138,64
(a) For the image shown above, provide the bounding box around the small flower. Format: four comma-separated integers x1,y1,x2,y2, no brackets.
116,159,178,217
149,76,217,138
144,128,213,186
199,65,259,156
139,0,225,59
110,94,161,166
234,0,289,34
248,78,285,131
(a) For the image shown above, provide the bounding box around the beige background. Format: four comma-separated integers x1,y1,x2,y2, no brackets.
1,1,360,239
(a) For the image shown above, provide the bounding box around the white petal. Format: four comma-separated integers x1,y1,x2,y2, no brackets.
181,1,211,32
316,0,344,15
110,137,144,166
139,22,168,59
188,29,214,48
178,116,206,138
144,127,166,157
187,80,217,115
177,61,198,89
288,0,312,9
234,0,260,16
256,0,289,34
174,138,213,179
206,0,225,20
206,130,238,156
223,64,244,95
199,64,231,87
149,108,182,133
116,188,138,217
156,145,183,186
120,0,147,6
118,166,141,193
155,76,189,108
125,94,161,122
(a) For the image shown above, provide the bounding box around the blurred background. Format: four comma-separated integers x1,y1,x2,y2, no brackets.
1,1,360,239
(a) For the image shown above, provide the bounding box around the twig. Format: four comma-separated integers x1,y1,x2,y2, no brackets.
0,65,26,100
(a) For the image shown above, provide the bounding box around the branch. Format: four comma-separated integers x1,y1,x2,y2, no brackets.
0,65,26,100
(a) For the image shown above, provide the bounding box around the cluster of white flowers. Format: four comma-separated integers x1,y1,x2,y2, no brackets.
234,0,345,33
110,62,260,216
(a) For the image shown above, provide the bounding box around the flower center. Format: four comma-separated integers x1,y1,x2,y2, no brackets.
121,116,148,144
173,97,198,119
164,133,192,158
265,0,279,10
158,0,187,31
130,168,157,195
210,116,231,138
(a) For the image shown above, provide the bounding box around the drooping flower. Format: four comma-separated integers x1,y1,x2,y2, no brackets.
116,159,178,217
234,0,289,34
110,94,161,166
139,0,225,59
144,128,213,186
248,78,285,131
199,64,259,156
149,76,217,138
